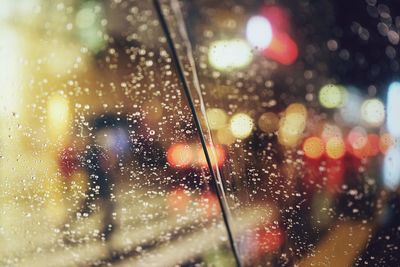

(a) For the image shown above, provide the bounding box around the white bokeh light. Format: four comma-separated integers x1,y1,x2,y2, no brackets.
230,113,254,139
384,146,400,190
387,82,400,137
339,86,362,125
246,16,273,50
360,98,385,127
208,39,253,71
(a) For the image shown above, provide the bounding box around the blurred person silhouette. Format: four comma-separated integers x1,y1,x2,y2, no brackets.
61,114,129,243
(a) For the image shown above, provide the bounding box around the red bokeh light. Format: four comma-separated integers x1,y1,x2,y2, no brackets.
260,5,291,33
263,31,298,65
256,226,284,253
326,159,344,192
348,133,380,159
257,4,298,65
58,147,79,178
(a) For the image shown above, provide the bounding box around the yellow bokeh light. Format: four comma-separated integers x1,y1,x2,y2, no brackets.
286,103,307,115
216,127,236,145
230,113,254,139
206,108,228,130
278,103,307,147
361,98,385,127
46,44,86,75
281,113,306,135
278,114,305,146
208,39,253,71
47,94,70,138
258,112,279,133
326,137,346,159
319,84,347,109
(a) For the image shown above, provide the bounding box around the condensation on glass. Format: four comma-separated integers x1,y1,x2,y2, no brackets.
0,1,236,266
1,0,400,267
167,0,400,266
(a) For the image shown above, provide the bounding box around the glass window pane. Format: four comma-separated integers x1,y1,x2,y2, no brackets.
0,1,236,266
169,0,400,266
3,0,400,266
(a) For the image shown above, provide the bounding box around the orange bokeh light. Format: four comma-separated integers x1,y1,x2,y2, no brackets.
379,133,394,154
197,145,226,168
303,137,325,159
367,134,380,157
350,134,380,159
167,144,193,168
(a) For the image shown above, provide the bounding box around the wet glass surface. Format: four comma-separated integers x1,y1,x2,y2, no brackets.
167,0,400,266
0,1,237,266
1,0,400,266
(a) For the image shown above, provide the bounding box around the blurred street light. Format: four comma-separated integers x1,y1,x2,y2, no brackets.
326,137,345,159
360,98,385,127
387,82,400,137
278,103,307,147
230,113,254,139
208,39,253,71
246,16,273,50
319,84,347,109
206,108,228,130
303,136,325,159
